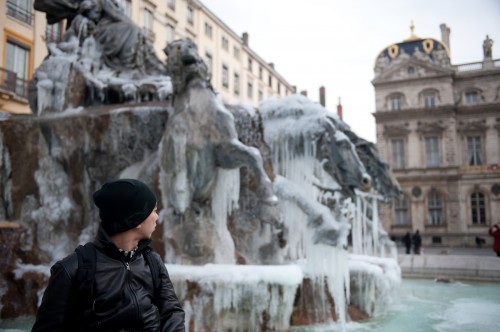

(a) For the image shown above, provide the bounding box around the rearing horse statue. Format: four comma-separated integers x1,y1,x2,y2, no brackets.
160,39,278,214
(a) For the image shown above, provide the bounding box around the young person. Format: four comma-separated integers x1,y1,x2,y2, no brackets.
32,179,185,331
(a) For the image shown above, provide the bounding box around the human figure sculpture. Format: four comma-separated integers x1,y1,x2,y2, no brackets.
35,0,165,75
483,35,493,58
160,39,278,215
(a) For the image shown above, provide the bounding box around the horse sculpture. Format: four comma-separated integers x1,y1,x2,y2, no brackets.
342,129,401,200
160,39,278,215
260,95,371,196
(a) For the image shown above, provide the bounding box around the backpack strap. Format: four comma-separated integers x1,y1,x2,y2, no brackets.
143,246,161,304
75,242,97,319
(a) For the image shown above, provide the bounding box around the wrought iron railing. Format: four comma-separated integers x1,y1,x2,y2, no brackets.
6,0,34,25
0,68,29,99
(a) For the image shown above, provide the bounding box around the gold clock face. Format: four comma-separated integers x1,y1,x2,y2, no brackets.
388,44,399,59
422,39,434,54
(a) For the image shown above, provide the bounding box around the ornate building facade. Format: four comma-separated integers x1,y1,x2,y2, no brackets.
0,0,294,114
373,24,500,247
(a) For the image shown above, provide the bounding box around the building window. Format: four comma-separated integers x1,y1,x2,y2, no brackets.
233,46,240,59
423,92,436,108
247,82,253,99
45,22,64,43
5,40,30,98
428,191,443,225
204,22,213,39
389,95,402,111
277,82,281,94
117,0,131,16
187,6,194,25
268,75,272,88
248,58,253,72
425,136,440,167
259,67,263,79
471,191,486,225
166,24,175,43
391,139,405,169
465,91,479,104
258,90,263,101
233,73,239,96
143,8,153,30
204,52,213,74
394,195,409,225
407,66,415,76
125,0,132,17
467,136,483,165
222,65,229,89
222,36,229,51
167,0,175,10
142,8,155,42
7,0,32,25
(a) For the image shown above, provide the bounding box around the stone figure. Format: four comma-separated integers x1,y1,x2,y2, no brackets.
34,0,165,75
483,35,493,58
160,39,278,215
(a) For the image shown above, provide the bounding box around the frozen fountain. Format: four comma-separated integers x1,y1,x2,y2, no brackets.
0,1,401,330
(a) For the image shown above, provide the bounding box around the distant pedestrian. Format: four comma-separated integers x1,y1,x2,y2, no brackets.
412,230,422,255
402,232,412,254
488,224,500,257
475,236,485,248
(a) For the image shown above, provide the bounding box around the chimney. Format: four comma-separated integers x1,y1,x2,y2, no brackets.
337,97,343,120
242,32,249,46
440,23,451,53
268,62,274,69
319,86,326,107
300,90,308,97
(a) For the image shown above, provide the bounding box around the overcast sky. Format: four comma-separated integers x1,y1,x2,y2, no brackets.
201,0,500,142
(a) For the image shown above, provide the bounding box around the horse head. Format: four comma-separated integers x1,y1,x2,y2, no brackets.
164,39,212,95
343,130,401,199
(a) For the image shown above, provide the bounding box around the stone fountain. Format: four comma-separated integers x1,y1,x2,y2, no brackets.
0,1,401,330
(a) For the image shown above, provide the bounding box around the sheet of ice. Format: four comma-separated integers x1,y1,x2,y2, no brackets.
167,264,303,331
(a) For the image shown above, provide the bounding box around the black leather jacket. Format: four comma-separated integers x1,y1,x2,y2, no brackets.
32,227,185,331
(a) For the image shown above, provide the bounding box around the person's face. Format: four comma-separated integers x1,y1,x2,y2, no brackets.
137,207,158,239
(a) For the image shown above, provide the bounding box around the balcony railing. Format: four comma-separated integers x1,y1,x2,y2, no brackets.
0,68,29,99
454,59,500,72
6,0,33,25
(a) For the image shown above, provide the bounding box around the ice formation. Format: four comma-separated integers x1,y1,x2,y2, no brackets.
2,2,403,327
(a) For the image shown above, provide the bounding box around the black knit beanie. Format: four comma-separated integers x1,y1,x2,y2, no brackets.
93,179,157,236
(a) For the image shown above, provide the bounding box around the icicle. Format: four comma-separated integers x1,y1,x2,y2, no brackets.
211,168,240,264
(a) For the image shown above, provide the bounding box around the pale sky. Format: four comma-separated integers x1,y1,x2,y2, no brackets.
201,0,500,142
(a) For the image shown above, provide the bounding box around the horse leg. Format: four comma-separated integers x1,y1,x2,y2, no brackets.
216,139,278,205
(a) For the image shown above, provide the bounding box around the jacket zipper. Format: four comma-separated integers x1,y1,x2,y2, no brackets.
124,259,141,324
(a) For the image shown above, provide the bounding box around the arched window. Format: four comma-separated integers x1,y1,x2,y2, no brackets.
470,191,486,225
394,195,409,225
428,190,443,225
